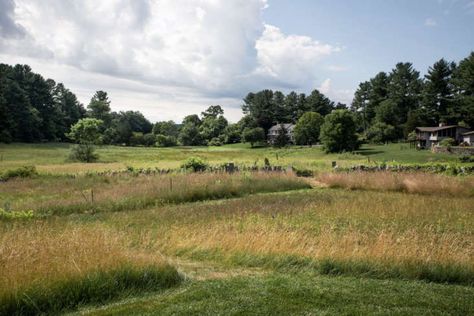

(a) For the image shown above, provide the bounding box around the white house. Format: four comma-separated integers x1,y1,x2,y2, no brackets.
267,123,295,144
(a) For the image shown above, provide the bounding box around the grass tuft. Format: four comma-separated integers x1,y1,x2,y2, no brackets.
0,265,182,316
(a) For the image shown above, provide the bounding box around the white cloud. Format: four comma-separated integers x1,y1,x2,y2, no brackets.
254,24,340,87
424,17,437,27
0,0,340,122
317,78,354,106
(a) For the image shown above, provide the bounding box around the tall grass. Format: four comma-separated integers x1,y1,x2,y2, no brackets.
106,189,474,285
1,172,310,216
317,171,474,196
0,222,182,315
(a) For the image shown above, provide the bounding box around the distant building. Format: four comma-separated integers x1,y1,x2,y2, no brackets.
267,123,295,144
463,131,474,145
415,124,471,148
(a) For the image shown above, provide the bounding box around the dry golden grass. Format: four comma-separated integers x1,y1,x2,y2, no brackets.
0,221,167,296
317,172,474,196
1,172,308,214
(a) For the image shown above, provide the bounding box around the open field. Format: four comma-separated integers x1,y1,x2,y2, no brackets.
0,142,463,174
1,144,474,314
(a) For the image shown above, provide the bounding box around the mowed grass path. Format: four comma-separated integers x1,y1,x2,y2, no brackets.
0,142,459,174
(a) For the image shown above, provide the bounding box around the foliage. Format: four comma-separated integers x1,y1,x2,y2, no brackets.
208,137,223,146
320,110,360,153
0,64,85,142
273,124,290,148
155,134,177,147
0,208,34,221
0,165,38,181
439,137,456,147
365,122,398,144
224,124,241,144
181,157,209,172
242,127,265,147
67,118,103,144
153,120,179,138
293,112,323,146
68,144,99,162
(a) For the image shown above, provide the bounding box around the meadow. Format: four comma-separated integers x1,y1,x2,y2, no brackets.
0,143,473,315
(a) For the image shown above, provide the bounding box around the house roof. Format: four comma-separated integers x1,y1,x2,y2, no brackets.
463,131,474,136
416,125,461,132
269,123,295,132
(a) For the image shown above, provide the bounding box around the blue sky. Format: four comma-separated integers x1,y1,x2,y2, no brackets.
264,0,474,97
0,0,473,122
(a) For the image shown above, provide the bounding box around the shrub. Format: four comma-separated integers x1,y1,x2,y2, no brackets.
242,127,265,147
156,134,177,147
0,208,34,220
143,133,157,147
208,137,223,146
181,157,209,172
68,144,99,163
440,138,456,148
0,165,38,181
293,168,314,177
366,122,398,144
459,155,474,163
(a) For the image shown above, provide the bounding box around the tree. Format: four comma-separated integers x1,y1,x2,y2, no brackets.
305,89,334,116
223,124,241,144
320,109,359,153
153,121,179,138
242,127,265,147
67,118,103,162
87,90,112,125
386,62,423,127
452,52,474,128
422,59,456,125
293,112,323,146
199,105,228,142
156,134,177,147
283,91,298,123
242,90,275,135
179,115,203,146
365,122,398,144
273,124,290,148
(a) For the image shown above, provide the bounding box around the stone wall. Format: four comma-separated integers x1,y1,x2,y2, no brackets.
432,146,474,155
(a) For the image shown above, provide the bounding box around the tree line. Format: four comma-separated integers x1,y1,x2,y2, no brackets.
351,52,474,143
1,51,473,152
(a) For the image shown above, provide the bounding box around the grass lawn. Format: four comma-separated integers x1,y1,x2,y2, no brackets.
0,142,460,174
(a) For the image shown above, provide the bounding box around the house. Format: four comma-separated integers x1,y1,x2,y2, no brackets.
415,124,472,148
463,131,474,145
267,123,295,144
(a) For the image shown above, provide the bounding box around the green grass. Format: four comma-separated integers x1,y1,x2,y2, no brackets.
1,143,472,314
0,142,460,174
72,272,474,316
0,265,182,316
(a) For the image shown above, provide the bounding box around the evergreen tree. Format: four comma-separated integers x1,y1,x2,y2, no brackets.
422,58,456,124
452,52,474,127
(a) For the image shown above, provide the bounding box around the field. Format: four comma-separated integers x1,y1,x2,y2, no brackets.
1,143,473,315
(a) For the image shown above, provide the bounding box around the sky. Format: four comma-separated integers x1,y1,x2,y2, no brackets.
1,0,473,123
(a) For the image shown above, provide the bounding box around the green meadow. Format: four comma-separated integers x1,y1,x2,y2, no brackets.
0,143,473,315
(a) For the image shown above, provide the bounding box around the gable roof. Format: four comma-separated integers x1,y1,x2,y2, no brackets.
416,125,463,132
269,123,295,132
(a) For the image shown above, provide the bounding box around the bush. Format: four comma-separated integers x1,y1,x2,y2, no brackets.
156,134,177,147
459,155,474,163
143,133,157,147
208,137,223,146
440,138,456,148
242,127,265,147
69,144,99,163
129,132,145,146
293,167,314,177
0,208,34,221
181,157,209,172
0,166,38,181
366,122,398,144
